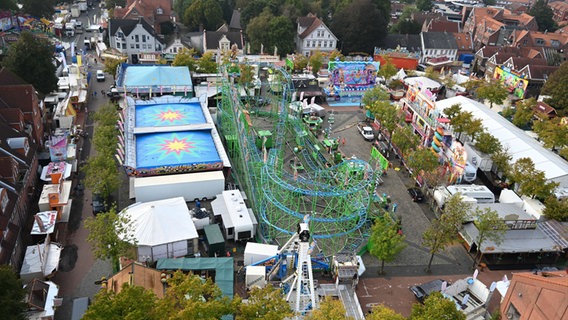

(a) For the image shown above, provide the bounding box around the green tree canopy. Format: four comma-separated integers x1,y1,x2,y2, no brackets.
542,61,568,116
369,214,407,274
392,125,420,157
0,265,27,320
155,271,234,319
246,9,295,56
21,0,55,18
309,51,324,76
509,157,559,199
172,48,198,71
197,51,218,73
472,207,508,268
511,98,536,129
0,0,18,10
183,0,224,31
234,285,293,320
84,206,137,261
476,79,509,109
103,58,126,77
474,131,502,156
362,86,390,108
533,116,568,151
490,148,512,178
1,32,58,94
443,103,462,121
366,304,406,320
542,197,568,222
305,295,352,320
423,194,470,272
416,0,433,12
390,19,422,34
328,49,345,62
378,57,398,83
82,284,158,320
528,0,557,32
331,0,389,54
411,292,466,320
406,147,440,183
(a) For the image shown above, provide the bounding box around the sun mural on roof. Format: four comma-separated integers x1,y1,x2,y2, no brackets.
136,131,221,169
156,109,185,123
135,103,206,127
159,136,195,155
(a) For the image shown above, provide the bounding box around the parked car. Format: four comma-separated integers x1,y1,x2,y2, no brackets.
407,187,424,202
409,279,447,303
96,70,105,82
106,86,120,98
91,192,108,215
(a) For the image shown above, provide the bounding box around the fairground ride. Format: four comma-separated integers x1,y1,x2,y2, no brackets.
217,64,378,258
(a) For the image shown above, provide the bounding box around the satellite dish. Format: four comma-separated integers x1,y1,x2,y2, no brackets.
490,281,497,292
441,281,447,292
461,294,470,306
473,269,479,281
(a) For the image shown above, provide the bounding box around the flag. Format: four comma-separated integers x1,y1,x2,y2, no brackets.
77,54,82,67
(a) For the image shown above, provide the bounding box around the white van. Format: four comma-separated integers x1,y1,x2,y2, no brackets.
96,70,105,82
446,184,495,204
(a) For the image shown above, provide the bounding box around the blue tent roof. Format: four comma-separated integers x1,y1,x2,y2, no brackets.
116,65,193,91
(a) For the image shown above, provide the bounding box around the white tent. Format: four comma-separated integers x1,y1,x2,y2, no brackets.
119,197,199,262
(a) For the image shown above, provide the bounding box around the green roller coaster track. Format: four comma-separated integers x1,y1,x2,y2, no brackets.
217,65,379,257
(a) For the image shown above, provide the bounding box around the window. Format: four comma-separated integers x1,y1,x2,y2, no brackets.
117,32,124,39
136,44,139,49
535,38,544,46
142,35,146,42
130,44,135,49
551,39,560,48
135,35,139,42
122,43,126,49
227,227,233,235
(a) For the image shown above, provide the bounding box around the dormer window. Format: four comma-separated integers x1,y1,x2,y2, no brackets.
156,7,163,15
219,36,230,52
535,38,544,46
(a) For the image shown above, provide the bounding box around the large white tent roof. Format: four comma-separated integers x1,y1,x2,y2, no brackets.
119,197,198,246
436,96,568,188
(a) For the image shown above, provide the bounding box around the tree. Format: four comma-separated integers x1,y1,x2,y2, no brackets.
528,0,557,32
450,110,474,141
246,9,295,56
21,0,55,18
197,51,218,73
533,117,568,151
390,19,421,34
509,157,558,199
391,125,420,157
172,48,199,71
103,58,126,77
369,214,407,274
416,0,433,12
84,206,137,261
406,147,440,184
410,292,466,320
476,79,508,109
293,54,309,72
0,0,18,11
490,147,512,178
474,131,501,156
305,296,352,320
422,194,470,272
471,207,508,269
183,0,224,31
0,265,27,320
542,197,568,222
235,285,293,320
328,49,344,62
82,284,159,320
424,67,440,81
463,118,484,142
362,86,390,108
155,270,234,319
542,61,568,116
511,98,536,129
105,0,127,10
366,304,406,320
378,58,398,83
443,103,462,121
1,32,57,94
331,0,389,54
309,51,324,76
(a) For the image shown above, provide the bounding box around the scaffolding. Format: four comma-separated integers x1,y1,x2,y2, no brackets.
218,66,376,257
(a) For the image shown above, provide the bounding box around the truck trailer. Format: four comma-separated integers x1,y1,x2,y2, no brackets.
133,171,225,202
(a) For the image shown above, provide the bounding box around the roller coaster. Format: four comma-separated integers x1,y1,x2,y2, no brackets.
217,65,377,257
